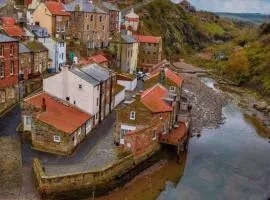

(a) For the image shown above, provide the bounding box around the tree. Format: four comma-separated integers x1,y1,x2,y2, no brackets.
227,49,249,83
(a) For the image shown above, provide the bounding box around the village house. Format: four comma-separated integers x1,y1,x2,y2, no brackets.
22,92,92,155
32,1,70,39
133,35,162,72
80,54,108,68
27,25,67,73
19,43,32,81
110,34,138,74
25,40,48,75
64,0,110,55
114,83,179,155
124,8,139,32
43,63,119,126
101,2,121,33
0,34,19,114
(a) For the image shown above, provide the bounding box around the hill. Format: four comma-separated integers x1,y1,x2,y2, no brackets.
135,0,240,59
214,12,270,25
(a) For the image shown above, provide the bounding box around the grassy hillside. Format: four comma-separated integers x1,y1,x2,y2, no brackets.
135,0,240,59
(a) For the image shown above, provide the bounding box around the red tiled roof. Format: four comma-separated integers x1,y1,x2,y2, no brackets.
45,1,70,16
125,17,139,22
0,17,16,25
3,25,24,37
25,92,91,134
165,68,183,87
133,35,161,43
116,74,134,81
141,84,172,113
88,54,108,64
160,122,187,145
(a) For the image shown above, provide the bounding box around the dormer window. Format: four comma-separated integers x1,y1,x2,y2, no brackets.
169,86,176,92
130,111,136,120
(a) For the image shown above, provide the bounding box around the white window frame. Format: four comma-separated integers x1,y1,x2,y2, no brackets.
53,135,61,143
25,116,32,125
130,111,136,120
0,62,4,78
169,86,176,92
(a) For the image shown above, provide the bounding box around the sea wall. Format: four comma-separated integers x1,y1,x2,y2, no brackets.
33,144,160,198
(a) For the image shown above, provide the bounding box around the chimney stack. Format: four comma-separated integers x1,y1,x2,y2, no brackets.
42,98,46,112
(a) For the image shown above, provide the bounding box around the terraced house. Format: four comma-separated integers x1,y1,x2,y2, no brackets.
0,34,19,114
64,0,110,55
133,35,162,72
32,1,70,39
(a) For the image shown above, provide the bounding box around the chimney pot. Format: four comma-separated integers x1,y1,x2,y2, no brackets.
42,98,46,111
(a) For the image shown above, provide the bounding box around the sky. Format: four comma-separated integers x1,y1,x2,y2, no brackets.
173,0,270,14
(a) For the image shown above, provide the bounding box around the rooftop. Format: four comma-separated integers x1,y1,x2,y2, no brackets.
64,0,106,13
87,54,108,64
102,2,119,11
81,63,112,82
0,17,16,25
26,40,48,52
27,25,49,38
46,1,70,16
25,92,91,134
133,35,161,43
164,68,183,87
3,25,24,37
141,84,172,113
160,122,187,145
0,33,18,42
121,34,137,44
19,43,32,54
125,8,139,18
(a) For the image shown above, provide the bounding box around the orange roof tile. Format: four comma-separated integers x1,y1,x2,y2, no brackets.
88,54,108,64
0,17,16,25
25,92,91,134
165,68,183,87
141,84,172,113
46,1,70,16
3,25,24,37
160,122,187,145
133,35,161,43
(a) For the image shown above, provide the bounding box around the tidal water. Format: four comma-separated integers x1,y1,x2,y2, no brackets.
158,79,270,200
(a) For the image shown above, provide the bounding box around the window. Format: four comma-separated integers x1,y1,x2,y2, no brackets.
90,15,93,21
56,16,62,22
0,90,5,103
130,111,136,120
66,20,70,28
0,62,4,78
10,61,14,75
56,26,60,32
102,25,105,31
169,86,176,92
86,13,88,18
87,25,90,30
53,135,61,143
61,53,64,59
0,45,3,56
78,84,82,89
152,131,157,140
10,45,14,56
99,16,102,22
96,97,99,106
25,116,31,125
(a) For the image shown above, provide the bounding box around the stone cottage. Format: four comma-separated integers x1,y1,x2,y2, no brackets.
0,34,19,114
133,35,162,72
22,92,92,155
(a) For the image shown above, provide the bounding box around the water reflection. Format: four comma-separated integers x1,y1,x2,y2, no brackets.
159,104,270,200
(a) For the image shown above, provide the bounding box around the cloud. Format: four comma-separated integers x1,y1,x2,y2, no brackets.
173,0,270,14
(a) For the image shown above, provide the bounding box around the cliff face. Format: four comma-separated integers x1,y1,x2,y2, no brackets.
135,0,240,59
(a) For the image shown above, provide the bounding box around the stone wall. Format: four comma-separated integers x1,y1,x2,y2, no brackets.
33,144,160,197
0,85,19,114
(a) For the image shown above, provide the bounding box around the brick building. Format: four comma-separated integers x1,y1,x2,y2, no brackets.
32,1,71,39
101,2,121,33
65,0,110,55
133,35,162,71
0,34,19,114
25,40,48,76
22,92,92,155
114,84,178,155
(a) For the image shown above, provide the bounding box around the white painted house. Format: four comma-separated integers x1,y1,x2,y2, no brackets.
116,74,137,91
27,25,66,73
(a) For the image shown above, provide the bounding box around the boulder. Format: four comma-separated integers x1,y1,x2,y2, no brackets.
253,102,267,111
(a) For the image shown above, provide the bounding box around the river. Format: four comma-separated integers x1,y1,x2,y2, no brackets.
158,78,270,200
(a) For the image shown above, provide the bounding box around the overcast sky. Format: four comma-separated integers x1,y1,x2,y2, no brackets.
173,0,270,14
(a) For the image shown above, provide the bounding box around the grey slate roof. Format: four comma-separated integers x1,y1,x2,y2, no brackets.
0,34,18,42
27,25,49,38
64,0,106,13
19,43,32,53
121,34,137,44
102,2,119,11
70,63,112,86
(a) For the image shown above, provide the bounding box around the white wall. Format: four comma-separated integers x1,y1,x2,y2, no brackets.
117,78,137,91
114,89,125,107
